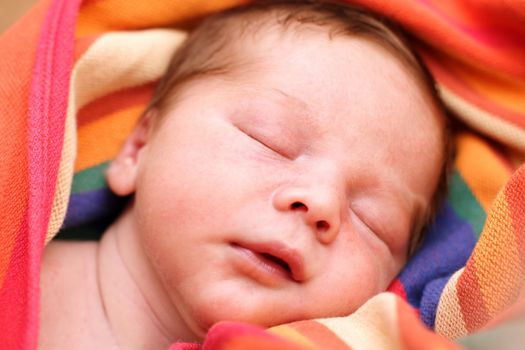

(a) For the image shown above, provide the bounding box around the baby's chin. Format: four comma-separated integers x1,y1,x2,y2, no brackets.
164,270,368,337
174,290,304,338
184,300,280,333
178,294,359,340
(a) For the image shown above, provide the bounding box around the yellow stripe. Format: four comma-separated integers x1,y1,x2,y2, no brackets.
318,293,402,350
455,133,510,212
435,269,468,340
46,92,77,243
440,87,525,152
71,29,186,110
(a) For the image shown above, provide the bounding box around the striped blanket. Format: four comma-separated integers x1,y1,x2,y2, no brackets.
1,0,524,349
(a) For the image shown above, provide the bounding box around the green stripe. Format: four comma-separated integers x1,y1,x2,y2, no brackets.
72,162,110,194
448,169,487,239
55,225,105,241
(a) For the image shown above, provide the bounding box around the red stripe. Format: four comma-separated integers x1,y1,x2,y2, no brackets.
202,322,308,350
397,298,462,350
387,278,408,300
456,258,491,333
0,218,29,350
420,47,525,130
77,82,156,127
74,34,99,62
505,166,525,278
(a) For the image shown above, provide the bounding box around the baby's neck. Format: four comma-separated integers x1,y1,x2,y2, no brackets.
98,214,188,349
39,211,199,349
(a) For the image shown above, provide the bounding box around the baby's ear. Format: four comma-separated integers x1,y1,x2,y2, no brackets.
106,109,155,196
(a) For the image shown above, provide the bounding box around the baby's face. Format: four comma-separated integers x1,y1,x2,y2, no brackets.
120,30,443,334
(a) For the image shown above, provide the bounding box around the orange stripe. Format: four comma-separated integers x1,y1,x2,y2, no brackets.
76,0,247,37
455,132,511,212
76,105,144,171
225,334,310,350
269,325,318,349
286,321,352,350
482,285,525,330
505,166,525,289
75,83,155,172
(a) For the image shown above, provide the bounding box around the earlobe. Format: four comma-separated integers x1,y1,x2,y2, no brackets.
106,156,138,196
106,109,157,196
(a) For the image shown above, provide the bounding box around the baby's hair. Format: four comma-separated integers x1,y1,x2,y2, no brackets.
147,0,454,257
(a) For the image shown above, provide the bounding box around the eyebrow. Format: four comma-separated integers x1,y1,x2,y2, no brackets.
271,88,316,121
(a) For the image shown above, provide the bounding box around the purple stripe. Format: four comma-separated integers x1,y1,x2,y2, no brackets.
64,188,127,229
397,201,476,327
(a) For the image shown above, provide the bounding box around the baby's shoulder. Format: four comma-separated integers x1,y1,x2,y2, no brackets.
39,240,119,349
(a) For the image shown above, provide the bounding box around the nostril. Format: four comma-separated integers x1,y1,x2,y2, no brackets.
316,220,330,232
291,202,307,211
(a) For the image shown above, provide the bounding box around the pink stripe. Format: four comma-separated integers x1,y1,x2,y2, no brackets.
6,0,82,348
420,0,525,47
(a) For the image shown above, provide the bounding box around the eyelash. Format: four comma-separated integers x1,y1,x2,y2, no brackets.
351,207,377,236
238,126,283,156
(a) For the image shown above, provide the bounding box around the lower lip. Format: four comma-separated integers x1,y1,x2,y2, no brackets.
230,244,291,287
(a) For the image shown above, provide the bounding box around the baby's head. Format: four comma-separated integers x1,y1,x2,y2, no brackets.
107,0,451,338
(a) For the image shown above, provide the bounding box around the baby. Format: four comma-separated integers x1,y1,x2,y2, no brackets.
40,0,451,349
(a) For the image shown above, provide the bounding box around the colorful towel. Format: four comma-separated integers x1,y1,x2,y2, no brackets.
0,0,524,349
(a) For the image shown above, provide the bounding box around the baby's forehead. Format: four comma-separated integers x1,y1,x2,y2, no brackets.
155,1,446,149
201,6,433,96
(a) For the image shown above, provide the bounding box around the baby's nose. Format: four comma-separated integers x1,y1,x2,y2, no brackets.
272,184,342,244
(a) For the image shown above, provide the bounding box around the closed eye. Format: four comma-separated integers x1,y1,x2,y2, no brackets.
351,206,379,237
235,125,283,156
352,204,398,253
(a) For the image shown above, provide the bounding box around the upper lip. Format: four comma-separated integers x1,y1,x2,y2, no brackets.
233,241,307,282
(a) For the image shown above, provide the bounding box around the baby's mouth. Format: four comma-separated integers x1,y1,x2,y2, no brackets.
230,242,306,283
258,252,292,275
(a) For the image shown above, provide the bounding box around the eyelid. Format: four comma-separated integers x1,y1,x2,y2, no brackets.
353,203,402,257
245,129,274,150
350,203,389,243
235,124,288,158
351,207,377,235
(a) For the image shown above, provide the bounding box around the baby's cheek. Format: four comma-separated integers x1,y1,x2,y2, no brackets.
323,250,389,312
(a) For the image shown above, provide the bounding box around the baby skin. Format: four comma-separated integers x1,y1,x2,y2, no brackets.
39,9,445,350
